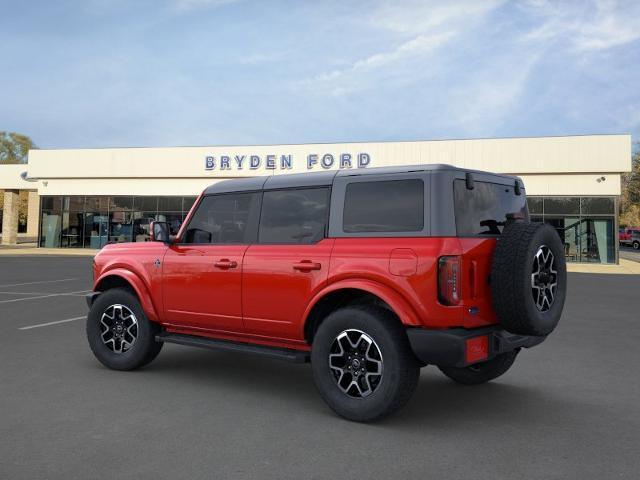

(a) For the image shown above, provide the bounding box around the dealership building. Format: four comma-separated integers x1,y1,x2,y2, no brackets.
0,134,632,264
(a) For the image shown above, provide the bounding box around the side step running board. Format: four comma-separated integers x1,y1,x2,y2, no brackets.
156,333,310,363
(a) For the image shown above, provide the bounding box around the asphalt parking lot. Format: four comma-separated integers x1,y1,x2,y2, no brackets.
1,256,639,479
620,245,640,263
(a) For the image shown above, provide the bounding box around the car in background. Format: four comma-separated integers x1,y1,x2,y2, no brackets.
620,227,640,250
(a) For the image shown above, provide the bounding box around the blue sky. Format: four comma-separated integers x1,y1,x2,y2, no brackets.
1,0,639,149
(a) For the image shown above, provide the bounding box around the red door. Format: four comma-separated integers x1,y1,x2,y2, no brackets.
162,244,247,332
241,239,334,341
241,186,333,342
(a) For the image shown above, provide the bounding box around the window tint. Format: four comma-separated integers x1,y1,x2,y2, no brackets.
343,179,424,233
259,188,329,244
183,193,259,244
454,180,528,236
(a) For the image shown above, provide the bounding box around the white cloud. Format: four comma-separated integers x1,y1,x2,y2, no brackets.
520,0,640,51
446,53,541,136
369,0,505,35
303,0,504,96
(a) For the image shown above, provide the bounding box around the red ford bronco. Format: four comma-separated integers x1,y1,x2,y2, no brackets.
86,165,566,422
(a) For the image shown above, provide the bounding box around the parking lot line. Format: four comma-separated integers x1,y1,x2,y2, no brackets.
0,278,77,288
0,289,91,304
0,291,54,296
19,316,86,330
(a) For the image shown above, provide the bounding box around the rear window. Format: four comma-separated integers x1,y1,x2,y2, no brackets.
454,180,528,236
343,179,424,233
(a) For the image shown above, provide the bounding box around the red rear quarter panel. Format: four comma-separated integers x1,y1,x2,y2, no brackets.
326,237,499,330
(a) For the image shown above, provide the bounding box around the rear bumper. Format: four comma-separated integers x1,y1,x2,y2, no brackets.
406,326,546,368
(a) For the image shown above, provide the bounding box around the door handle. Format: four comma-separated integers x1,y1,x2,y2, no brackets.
214,259,238,269
293,260,321,272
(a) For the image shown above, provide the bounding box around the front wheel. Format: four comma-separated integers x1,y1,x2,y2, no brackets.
633,241,640,250
438,350,519,385
87,288,163,371
311,306,420,422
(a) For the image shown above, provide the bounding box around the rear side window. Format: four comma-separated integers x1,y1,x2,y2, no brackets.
183,193,260,244
259,188,329,244
454,180,528,236
343,179,424,233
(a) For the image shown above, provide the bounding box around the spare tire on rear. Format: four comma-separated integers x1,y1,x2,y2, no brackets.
491,221,567,336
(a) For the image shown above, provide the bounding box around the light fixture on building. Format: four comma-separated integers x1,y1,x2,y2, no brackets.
20,171,38,182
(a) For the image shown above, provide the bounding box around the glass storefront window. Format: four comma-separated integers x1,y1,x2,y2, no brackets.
158,197,182,212
85,213,108,248
110,196,133,211
61,211,83,247
63,196,84,212
40,194,616,263
527,197,542,215
41,196,61,211
41,195,194,249
581,197,615,215
132,212,155,242
85,197,109,212
109,211,133,243
134,197,158,211
40,196,63,248
528,196,616,264
544,197,580,215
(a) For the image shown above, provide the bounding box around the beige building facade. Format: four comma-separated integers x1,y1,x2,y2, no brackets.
0,134,632,263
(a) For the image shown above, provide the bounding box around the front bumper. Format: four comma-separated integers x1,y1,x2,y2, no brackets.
406,326,546,368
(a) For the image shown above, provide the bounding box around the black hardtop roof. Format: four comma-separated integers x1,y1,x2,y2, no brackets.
203,164,519,195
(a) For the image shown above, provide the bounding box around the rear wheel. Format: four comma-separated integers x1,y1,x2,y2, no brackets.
633,241,640,250
87,288,163,371
438,350,519,385
311,306,420,422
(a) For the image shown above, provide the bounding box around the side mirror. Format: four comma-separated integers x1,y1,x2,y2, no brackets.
150,221,170,243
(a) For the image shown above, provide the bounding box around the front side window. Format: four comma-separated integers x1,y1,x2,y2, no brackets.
343,179,424,233
183,193,259,244
454,180,528,236
259,188,329,244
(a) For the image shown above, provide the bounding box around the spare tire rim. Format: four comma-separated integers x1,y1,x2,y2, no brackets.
100,304,138,353
328,329,383,398
531,245,558,312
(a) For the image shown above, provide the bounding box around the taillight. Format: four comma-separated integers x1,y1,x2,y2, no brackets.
438,256,460,306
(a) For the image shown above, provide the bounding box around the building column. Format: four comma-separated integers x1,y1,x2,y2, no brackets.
27,190,40,239
1,189,20,245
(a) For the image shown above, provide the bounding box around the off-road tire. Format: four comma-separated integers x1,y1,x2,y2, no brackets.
491,221,567,336
87,288,163,371
311,306,420,422
438,350,519,385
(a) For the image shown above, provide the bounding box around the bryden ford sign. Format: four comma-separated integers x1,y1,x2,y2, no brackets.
205,152,371,171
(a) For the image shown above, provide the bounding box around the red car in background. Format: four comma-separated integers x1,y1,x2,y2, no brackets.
620,227,640,249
